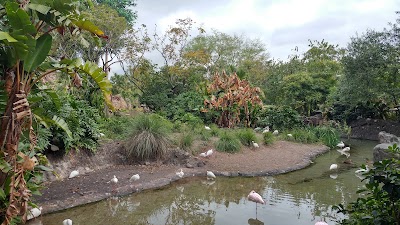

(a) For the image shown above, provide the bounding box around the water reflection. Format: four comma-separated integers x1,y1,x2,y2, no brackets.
31,139,376,225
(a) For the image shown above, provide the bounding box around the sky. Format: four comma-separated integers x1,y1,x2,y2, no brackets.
131,0,399,63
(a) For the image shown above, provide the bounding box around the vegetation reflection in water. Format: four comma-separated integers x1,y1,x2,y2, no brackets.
32,139,376,225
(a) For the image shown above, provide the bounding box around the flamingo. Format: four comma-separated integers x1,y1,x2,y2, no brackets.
337,141,345,148
287,133,293,137
342,146,350,152
27,207,42,220
315,222,328,225
247,190,265,217
205,126,211,130
337,149,350,158
355,165,370,174
176,169,184,178
207,171,216,179
199,152,207,157
272,130,279,135
252,141,259,148
108,175,118,193
206,149,213,157
63,219,73,225
68,170,79,179
130,174,140,181
329,164,338,170
262,126,270,133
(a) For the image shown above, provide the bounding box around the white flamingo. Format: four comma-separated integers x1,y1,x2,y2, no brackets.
207,171,216,179
176,169,184,178
355,165,370,174
206,149,213,157
68,170,79,179
342,146,350,152
205,126,211,130
252,141,259,148
272,130,279,135
63,219,73,225
337,141,345,148
108,175,118,192
27,207,42,220
329,164,338,170
130,174,140,181
199,152,207,157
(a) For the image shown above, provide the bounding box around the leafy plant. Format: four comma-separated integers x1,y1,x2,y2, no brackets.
216,131,241,153
124,114,172,162
257,105,302,130
313,125,340,148
290,128,319,144
335,143,400,225
99,115,136,139
236,128,257,146
179,133,194,150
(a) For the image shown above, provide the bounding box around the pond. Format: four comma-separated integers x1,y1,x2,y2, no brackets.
29,139,377,225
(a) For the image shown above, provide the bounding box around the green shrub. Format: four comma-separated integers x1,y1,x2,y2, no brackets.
290,128,318,144
179,133,194,150
99,115,136,139
335,144,400,224
256,105,303,130
263,132,275,145
216,131,241,153
209,124,220,136
236,128,257,146
313,126,340,148
124,114,172,162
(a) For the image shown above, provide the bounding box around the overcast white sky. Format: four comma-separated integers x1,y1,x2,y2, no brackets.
133,0,399,61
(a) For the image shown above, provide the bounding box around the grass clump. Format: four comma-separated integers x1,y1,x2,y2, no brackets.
263,132,275,145
124,114,172,162
99,115,136,139
290,128,318,143
236,128,257,146
313,126,340,148
216,131,241,153
179,133,194,150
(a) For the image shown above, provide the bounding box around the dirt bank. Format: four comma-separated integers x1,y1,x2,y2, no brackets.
33,140,329,215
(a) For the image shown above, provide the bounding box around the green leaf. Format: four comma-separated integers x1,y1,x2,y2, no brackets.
43,89,61,110
6,2,36,35
52,115,72,139
0,31,18,42
24,33,52,72
35,165,53,172
0,189,5,200
71,19,107,38
0,160,12,173
28,3,51,15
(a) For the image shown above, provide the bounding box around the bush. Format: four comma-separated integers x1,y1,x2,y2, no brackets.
335,144,400,224
124,114,172,162
290,128,318,144
179,133,194,150
216,131,241,153
263,132,275,145
236,128,257,146
257,105,302,130
313,126,340,148
99,115,136,139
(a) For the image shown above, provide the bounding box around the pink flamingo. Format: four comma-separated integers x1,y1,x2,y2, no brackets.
315,222,328,225
247,190,265,217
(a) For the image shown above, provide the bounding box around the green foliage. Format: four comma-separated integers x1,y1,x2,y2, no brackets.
257,105,302,130
289,128,319,144
99,115,136,139
165,91,205,122
94,0,137,24
263,132,275,145
335,144,400,224
124,114,172,162
178,133,194,150
313,125,340,148
216,131,241,153
236,128,257,146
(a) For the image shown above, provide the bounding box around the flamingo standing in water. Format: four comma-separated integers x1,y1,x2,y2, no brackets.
247,190,265,217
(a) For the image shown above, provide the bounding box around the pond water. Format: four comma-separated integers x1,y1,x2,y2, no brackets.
29,139,377,225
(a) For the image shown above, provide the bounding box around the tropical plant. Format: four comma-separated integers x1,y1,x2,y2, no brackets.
257,105,302,130
99,115,136,139
204,72,263,128
335,144,400,225
216,131,241,153
124,114,172,162
0,0,110,223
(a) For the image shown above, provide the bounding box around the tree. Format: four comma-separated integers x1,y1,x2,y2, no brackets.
94,0,137,24
0,0,110,223
337,16,400,121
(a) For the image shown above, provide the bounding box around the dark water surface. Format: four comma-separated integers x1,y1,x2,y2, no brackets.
29,139,377,225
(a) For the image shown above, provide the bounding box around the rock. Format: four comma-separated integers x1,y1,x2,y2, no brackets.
197,161,206,167
185,163,194,168
50,144,59,151
378,131,400,144
373,143,399,162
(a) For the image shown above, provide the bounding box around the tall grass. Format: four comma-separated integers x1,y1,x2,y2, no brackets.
263,132,275,145
287,126,340,148
236,128,257,146
216,131,241,153
179,133,194,150
124,114,172,162
99,115,136,139
290,128,318,143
